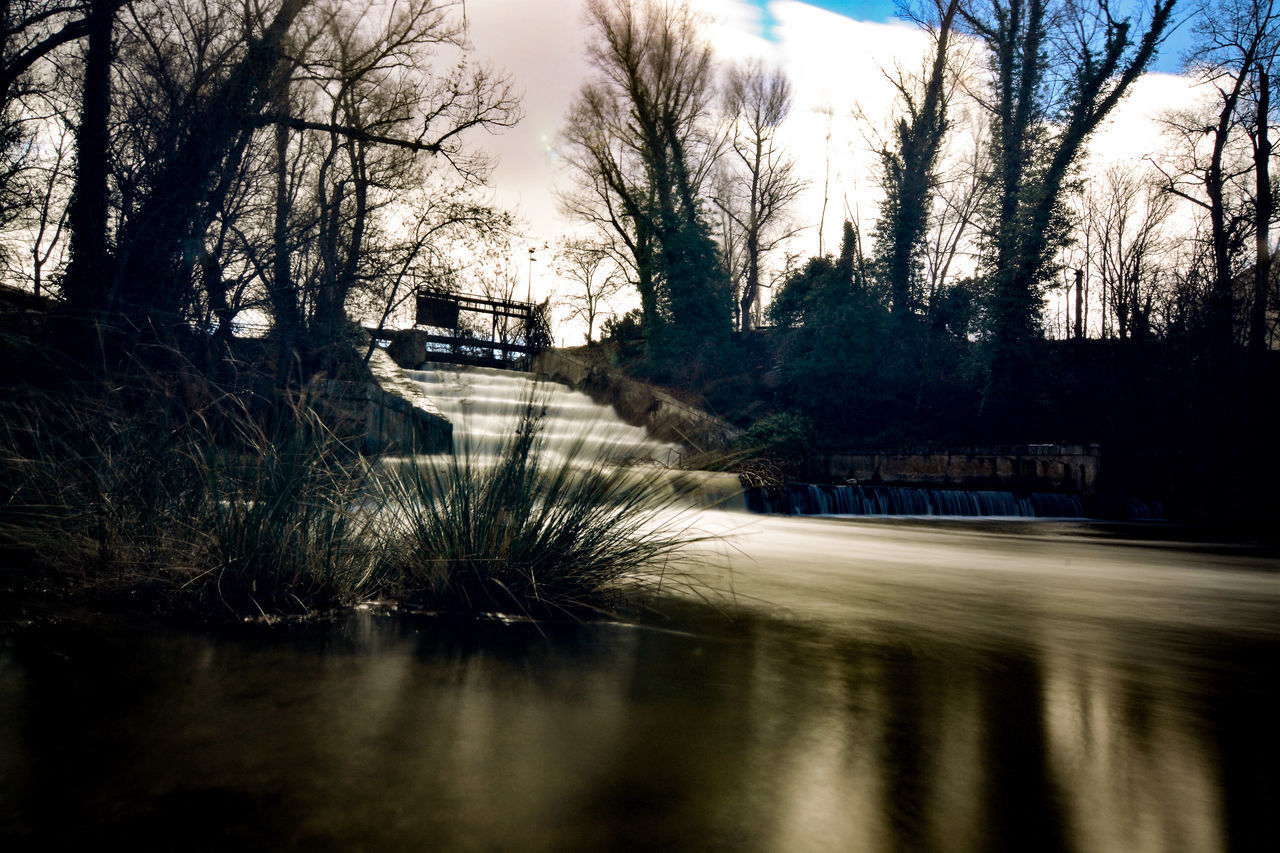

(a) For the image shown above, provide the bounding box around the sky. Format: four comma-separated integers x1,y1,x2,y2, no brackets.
455,0,1203,338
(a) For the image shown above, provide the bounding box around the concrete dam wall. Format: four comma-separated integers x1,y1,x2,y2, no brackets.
813,445,1101,497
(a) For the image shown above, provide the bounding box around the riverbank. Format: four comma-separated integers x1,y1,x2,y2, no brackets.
578,333,1280,530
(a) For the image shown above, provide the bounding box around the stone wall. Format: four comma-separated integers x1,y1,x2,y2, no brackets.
314,348,451,454
815,444,1101,496
531,350,740,449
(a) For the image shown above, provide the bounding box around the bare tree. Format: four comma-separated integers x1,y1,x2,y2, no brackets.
355,188,512,362
922,103,990,311
559,0,727,356
1084,163,1175,340
1,1,117,241
714,60,805,331
554,235,625,343
1242,59,1275,353
1156,0,1280,356
27,119,71,295
262,0,519,355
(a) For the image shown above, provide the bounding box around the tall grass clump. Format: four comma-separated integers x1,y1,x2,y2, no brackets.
0,350,381,619
184,392,382,618
379,399,702,617
0,383,199,580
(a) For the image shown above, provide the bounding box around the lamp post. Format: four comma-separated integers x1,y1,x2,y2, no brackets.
527,246,536,303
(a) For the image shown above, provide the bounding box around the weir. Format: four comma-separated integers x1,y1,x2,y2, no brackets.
401,363,746,509
745,482,1085,518
406,364,682,465
397,363,1092,519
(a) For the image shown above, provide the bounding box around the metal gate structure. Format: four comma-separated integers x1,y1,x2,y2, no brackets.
411,287,540,370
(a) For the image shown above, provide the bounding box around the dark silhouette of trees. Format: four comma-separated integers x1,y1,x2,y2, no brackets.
1245,62,1274,353
1158,0,1280,357
560,0,728,370
277,0,518,366
1079,163,1175,340
14,0,517,375
0,1,109,251
61,0,118,320
62,0,310,337
960,0,1176,429
767,222,904,439
0,1,103,98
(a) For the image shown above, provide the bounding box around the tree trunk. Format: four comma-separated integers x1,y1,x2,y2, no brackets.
63,0,115,318
271,69,302,348
1252,66,1272,354
740,229,759,331
1073,268,1083,339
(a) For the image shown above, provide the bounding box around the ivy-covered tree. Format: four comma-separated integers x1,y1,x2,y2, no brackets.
961,0,1176,429
560,0,729,372
872,0,961,319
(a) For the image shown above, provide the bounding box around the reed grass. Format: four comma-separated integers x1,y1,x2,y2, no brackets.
0,385,196,579
378,398,703,617
184,392,383,618
0,367,382,617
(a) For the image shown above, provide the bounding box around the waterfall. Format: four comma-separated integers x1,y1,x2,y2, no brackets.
407,365,681,465
402,365,745,509
744,483,1086,518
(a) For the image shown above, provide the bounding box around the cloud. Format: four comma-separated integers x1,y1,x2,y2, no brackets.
462,0,592,259
1086,72,1204,168
464,0,930,293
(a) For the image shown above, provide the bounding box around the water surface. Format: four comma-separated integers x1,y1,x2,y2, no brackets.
2,518,1276,852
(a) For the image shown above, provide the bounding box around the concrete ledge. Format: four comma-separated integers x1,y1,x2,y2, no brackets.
816,444,1101,496
313,348,451,454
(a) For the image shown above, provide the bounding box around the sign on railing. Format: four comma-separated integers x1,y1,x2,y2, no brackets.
415,292,461,329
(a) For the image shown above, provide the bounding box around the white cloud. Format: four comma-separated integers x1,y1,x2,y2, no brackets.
1086,72,1204,168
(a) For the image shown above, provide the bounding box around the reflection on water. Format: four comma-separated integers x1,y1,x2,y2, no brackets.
1,519,1278,852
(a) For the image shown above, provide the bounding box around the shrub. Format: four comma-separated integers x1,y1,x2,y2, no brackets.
739,412,815,461
186,393,382,618
378,398,701,617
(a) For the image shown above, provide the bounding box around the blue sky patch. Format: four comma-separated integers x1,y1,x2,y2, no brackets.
753,0,1189,74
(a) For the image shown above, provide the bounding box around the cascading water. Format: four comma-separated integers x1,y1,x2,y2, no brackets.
745,482,1086,518
402,365,1089,519
407,365,680,466
402,365,745,509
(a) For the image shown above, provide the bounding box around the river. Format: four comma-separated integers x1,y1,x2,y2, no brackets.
1,366,1276,851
